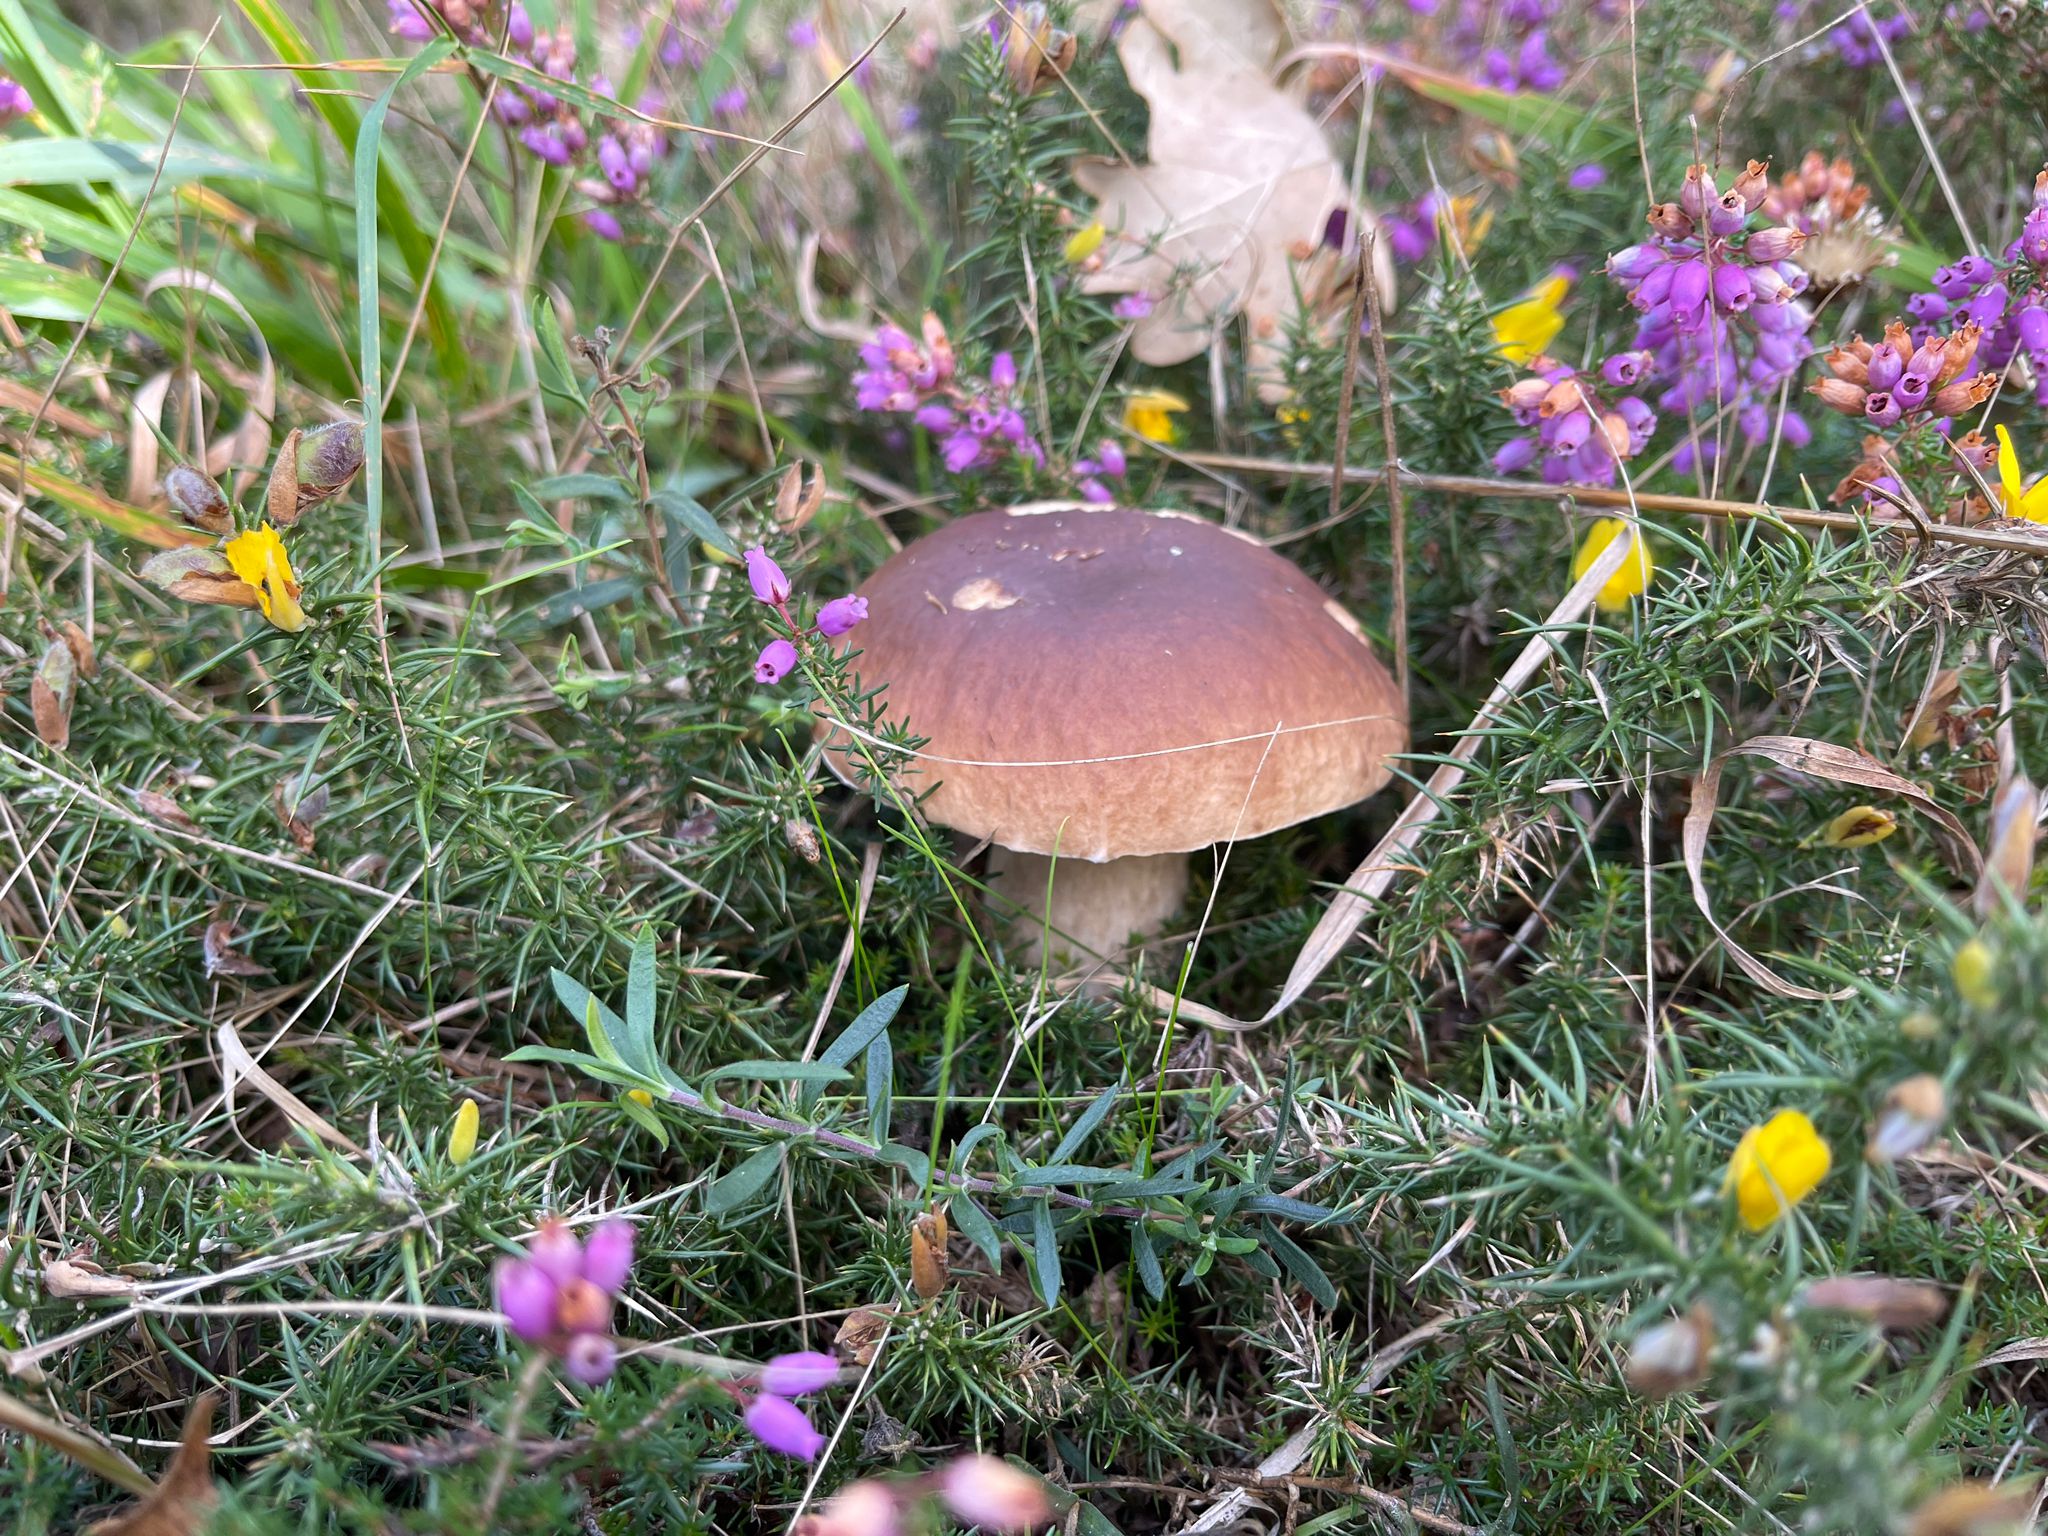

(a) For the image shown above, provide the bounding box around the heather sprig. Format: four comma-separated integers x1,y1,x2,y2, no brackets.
744,545,867,685
852,315,1045,476
1604,157,1818,465
1492,350,1657,487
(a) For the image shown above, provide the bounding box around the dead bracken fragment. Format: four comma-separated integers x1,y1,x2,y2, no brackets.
203,919,271,979
129,788,200,834
87,1391,221,1536
832,1305,895,1366
31,639,75,751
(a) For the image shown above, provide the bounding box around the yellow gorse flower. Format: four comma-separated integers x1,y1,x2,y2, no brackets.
223,523,306,633
1952,937,1997,1009
448,1098,480,1165
1571,517,1653,611
1994,425,2048,521
1821,805,1897,848
1493,272,1571,365
1725,1109,1831,1230
1062,220,1106,264
1435,192,1493,255
1122,389,1189,445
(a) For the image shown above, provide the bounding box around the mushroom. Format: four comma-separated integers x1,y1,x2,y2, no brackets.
817,505,1407,961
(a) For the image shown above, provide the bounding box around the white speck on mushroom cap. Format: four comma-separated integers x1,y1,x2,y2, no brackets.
951,577,1019,611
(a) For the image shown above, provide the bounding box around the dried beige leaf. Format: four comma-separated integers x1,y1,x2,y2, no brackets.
1683,736,1979,1001
42,1256,140,1300
1074,0,1392,398
58,620,97,680
128,788,200,834
1973,775,2038,918
88,1391,220,1536
31,640,74,752
1904,1480,2037,1536
203,920,271,980
832,1305,896,1366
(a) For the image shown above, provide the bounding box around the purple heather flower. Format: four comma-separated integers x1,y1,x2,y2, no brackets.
761,1351,841,1396
1493,436,1540,474
1096,439,1127,478
519,127,574,166
1079,479,1113,503
507,2,534,48
385,0,436,40
989,352,1017,391
1568,163,1607,191
581,1219,636,1292
712,85,748,118
815,595,868,638
562,1334,617,1386
1113,292,1155,320
755,639,799,685
527,1217,585,1284
583,208,624,242
746,1393,826,1460
2023,208,2048,266
787,17,819,46
1710,263,1753,314
495,1259,558,1344
744,546,791,605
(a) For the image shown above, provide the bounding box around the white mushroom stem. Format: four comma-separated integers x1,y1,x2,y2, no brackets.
986,847,1191,964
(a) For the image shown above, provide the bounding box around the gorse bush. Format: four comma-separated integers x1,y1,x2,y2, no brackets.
2,0,2048,1532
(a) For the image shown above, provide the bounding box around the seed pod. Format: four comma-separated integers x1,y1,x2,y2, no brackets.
1624,1304,1713,1398
910,1207,950,1299
57,620,96,680
138,547,262,610
30,639,74,751
1798,1274,1948,1330
1973,775,2037,919
164,464,232,534
832,1305,894,1365
1868,1073,1947,1165
783,818,822,864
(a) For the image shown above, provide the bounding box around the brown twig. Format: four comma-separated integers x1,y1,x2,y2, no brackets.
1172,453,2048,558
1360,231,1408,709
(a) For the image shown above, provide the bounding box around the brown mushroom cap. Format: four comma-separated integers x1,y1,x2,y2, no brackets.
818,504,1407,861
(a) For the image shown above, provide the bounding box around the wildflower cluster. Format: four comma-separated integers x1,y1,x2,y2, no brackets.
1072,438,1129,503
1492,351,1656,487
0,74,30,125
1759,152,1891,292
493,1216,635,1385
853,316,1044,475
744,545,867,686
1905,171,2048,405
139,419,364,635
1605,157,1818,462
801,1455,1053,1535
386,0,666,240
1811,320,1993,432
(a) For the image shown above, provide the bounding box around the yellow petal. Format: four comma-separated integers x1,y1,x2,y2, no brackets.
1494,274,1572,364
1570,517,1653,611
1121,389,1189,445
1996,425,2025,516
1821,805,1897,848
448,1098,479,1165
1062,220,1105,264
1726,1109,1831,1230
222,524,306,634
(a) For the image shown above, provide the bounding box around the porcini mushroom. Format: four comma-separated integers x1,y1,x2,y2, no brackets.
817,505,1406,961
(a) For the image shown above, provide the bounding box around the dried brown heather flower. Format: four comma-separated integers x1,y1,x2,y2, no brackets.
1811,321,1993,433
1797,1274,1949,1330
1867,1073,1949,1164
1762,151,1894,291
1623,1304,1714,1398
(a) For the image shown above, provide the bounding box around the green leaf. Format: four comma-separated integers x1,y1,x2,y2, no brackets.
704,1144,783,1214
354,38,458,580
697,1060,852,1104
949,1194,1002,1267
866,1028,893,1143
551,968,627,1043
1262,1222,1336,1308
532,293,586,400
1259,1056,1298,1188
381,564,491,592
0,137,290,191
502,1045,657,1091
617,1093,670,1149
1131,1223,1165,1299
1048,1081,1121,1166
653,485,739,558
1030,1200,1060,1303
530,473,633,503
581,998,626,1068
1386,60,1631,156
517,576,643,630
818,985,909,1072
623,925,660,1079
